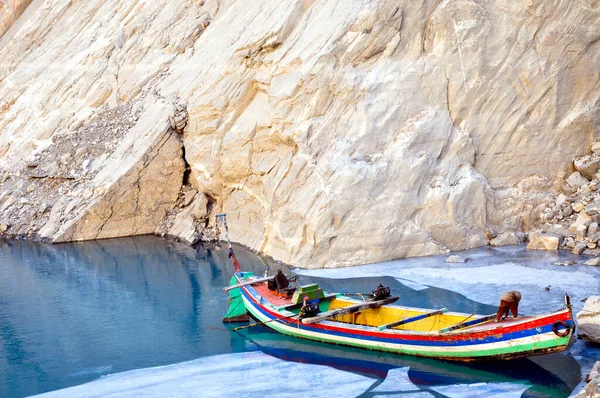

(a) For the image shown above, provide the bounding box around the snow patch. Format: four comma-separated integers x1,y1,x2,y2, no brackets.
371,367,420,392
34,352,376,398
393,277,429,291
429,382,531,398
67,365,113,378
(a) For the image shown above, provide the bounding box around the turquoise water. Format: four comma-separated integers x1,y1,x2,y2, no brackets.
0,237,582,397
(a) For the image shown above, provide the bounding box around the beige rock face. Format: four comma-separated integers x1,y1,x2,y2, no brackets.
490,232,520,247
575,157,600,180
1,0,600,267
526,232,559,250
167,193,209,245
445,255,465,263
0,0,32,37
534,144,600,257
577,296,600,344
38,102,185,242
584,257,600,266
572,361,600,398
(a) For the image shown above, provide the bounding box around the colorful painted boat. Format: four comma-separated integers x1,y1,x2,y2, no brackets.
216,214,575,362
224,271,574,362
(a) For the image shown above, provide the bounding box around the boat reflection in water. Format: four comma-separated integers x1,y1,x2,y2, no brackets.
233,326,580,398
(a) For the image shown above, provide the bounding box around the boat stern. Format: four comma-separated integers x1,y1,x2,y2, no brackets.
222,275,250,323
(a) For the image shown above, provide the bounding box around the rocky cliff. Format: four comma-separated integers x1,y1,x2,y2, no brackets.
1,0,599,268
0,0,32,37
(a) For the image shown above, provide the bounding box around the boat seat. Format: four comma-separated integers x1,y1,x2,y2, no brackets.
268,271,297,297
278,286,296,298
280,294,337,310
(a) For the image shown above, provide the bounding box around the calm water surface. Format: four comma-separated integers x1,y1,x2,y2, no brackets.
0,237,581,397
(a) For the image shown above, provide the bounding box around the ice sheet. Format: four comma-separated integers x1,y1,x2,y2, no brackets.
33,351,376,398
295,245,600,314
31,244,597,398
388,262,592,313
371,367,420,392
67,365,113,378
295,244,600,395
393,277,429,291
429,382,531,398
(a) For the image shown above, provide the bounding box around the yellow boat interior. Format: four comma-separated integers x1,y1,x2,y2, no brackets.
326,297,478,332
250,278,516,333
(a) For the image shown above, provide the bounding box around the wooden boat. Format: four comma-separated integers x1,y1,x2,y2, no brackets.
217,214,575,362
224,271,574,362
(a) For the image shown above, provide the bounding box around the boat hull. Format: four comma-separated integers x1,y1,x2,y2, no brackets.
237,277,574,362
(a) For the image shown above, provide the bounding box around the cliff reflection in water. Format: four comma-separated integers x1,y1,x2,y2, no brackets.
0,236,273,397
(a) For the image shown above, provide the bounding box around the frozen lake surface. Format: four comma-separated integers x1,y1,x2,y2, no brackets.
296,244,600,315
296,244,600,396
0,238,598,397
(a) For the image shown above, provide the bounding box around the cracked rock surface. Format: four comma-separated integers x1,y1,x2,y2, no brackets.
577,296,600,344
0,104,138,238
0,0,32,37
529,141,600,259
573,361,600,398
1,0,600,268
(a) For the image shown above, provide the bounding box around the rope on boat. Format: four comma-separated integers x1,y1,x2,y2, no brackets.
455,312,476,324
206,325,231,331
340,292,375,300
232,313,298,331
225,296,245,315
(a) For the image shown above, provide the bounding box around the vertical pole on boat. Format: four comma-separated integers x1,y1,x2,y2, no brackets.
216,213,241,273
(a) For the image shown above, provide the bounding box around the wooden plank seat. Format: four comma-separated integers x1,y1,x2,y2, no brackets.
377,308,448,331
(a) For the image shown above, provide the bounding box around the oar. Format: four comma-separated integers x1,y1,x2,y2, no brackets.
439,314,496,333
223,275,275,292
340,292,375,301
377,308,448,331
232,313,298,331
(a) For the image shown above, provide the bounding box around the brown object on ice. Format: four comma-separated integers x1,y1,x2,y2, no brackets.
495,291,522,322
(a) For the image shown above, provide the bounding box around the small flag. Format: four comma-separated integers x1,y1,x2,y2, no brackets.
232,255,241,273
